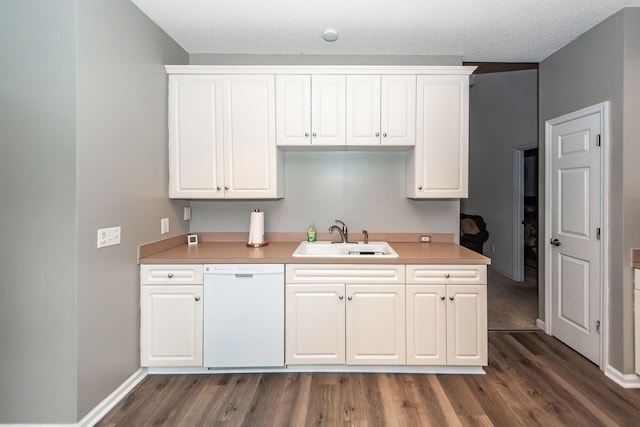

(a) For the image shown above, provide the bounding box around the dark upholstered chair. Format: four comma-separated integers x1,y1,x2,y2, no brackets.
460,213,489,255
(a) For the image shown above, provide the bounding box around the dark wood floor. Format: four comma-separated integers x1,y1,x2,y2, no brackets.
98,332,640,426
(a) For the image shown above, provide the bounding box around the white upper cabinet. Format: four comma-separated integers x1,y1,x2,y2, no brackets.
407,74,470,199
168,75,224,199
276,74,346,146
275,75,311,146
168,73,283,199
312,75,346,145
222,75,283,199
167,65,473,199
347,75,416,147
346,75,381,146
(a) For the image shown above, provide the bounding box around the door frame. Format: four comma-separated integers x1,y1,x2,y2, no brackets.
543,101,609,370
512,142,539,282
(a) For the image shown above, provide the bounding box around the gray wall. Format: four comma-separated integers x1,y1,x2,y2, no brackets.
76,0,189,419
461,69,538,278
0,0,188,423
191,152,459,236
539,7,640,373
0,1,79,422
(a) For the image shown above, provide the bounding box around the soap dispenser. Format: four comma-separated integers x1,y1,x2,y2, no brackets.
307,223,316,242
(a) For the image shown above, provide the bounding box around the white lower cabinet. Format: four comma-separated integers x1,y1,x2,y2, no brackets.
285,284,346,365
140,265,204,367
285,283,405,365
285,264,405,366
406,265,487,366
346,284,405,365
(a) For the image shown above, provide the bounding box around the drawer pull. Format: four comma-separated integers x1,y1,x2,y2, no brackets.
444,273,450,278
167,273,174,278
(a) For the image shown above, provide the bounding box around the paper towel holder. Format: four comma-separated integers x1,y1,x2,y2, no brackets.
247,208,269,248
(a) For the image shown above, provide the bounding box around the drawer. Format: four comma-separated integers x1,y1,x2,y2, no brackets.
406,265,486,285
286,264,405,284
140,264,204,285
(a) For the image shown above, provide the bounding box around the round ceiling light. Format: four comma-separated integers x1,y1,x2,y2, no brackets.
322,29,339,42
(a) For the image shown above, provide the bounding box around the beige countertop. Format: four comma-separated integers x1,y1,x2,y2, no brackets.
139,233,491,265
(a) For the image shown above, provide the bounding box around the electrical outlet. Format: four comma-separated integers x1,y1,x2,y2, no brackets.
184,207,191,221
97,226,121,248
161,218,169,235
420,235,432,242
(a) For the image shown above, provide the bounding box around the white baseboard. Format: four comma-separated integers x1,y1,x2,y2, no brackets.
604,365,640,388
536,318,547,332
78,368,148,427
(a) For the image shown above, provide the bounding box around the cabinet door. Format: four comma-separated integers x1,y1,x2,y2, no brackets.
223,75,282,198
276,75,311,146
140,285,203,367
346,75,381,146
168,75,224,199
285,284,345,365
446,285,487,366
346,284,405,365
311,75,346,145
381,75,416,147
406,284,447,365
408,75,469,198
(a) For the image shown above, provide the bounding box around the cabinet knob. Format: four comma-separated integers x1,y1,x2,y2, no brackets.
195,296,201,301
347,296,353,301
440,295,445,301
449,296,455,301
444,273,450,278
224,186,229,190
305,132,309,137
375,132,380,137
216,186,221,191
339,295,344,300
167,273,174,278
312,132,317,137
418,186,423,190
383,132,387,137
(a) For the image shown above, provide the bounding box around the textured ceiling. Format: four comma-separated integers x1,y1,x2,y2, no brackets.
130,0,640,62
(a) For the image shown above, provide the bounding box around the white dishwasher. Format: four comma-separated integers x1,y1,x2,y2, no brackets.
203,264,284,368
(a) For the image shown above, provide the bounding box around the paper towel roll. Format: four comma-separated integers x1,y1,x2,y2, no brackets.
248,210,264,245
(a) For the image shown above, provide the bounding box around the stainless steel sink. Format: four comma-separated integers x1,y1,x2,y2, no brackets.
292,241,399,258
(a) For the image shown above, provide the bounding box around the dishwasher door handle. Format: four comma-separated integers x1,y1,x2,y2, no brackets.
235,274,254,278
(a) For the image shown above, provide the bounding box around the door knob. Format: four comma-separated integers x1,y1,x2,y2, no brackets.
550,238,561,247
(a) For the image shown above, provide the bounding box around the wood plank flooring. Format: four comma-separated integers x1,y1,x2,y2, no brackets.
97,332,640,426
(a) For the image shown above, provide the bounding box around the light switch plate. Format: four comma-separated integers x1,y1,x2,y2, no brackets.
97,226,121,248
161,218,169,235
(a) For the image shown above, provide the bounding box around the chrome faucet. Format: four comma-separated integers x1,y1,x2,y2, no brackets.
329,219,349,243
362,229,369,244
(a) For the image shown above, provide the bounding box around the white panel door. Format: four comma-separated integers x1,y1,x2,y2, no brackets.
446,285,487,366
550,111,602,364
140,285,203,367
346,284,405,365
635,288,640,375
285,284,345,365
346,75,381,146
223,75,279,198
311,75,346,145
409,75,469,198
406,284,447,365
276,74,311,146
381,75,416,146
168,75,224,199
